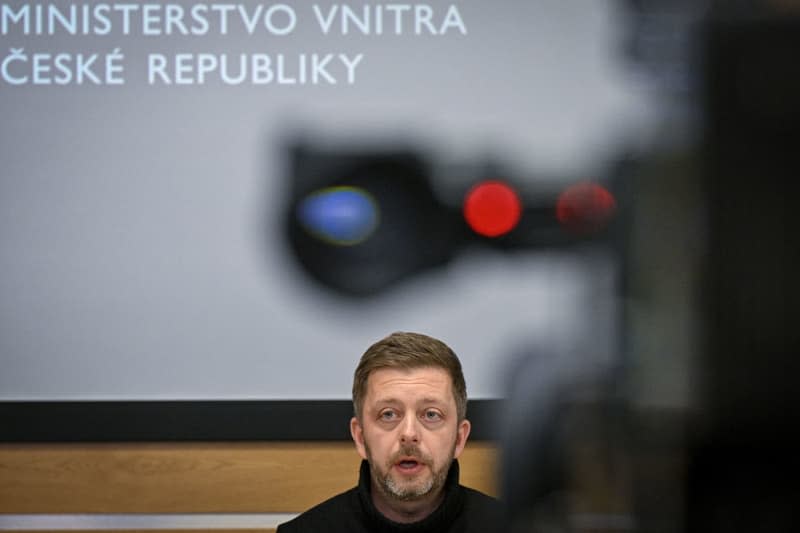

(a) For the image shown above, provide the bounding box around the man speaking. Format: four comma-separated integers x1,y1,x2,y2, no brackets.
277,331,501,532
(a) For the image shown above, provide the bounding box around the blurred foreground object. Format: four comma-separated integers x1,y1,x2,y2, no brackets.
688,5,800,531
284,143,621,296
501,3,800,532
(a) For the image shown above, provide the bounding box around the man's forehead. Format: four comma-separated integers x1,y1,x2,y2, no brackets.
366,367,453,398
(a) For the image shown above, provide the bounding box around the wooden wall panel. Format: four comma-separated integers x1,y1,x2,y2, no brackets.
0,441,498,514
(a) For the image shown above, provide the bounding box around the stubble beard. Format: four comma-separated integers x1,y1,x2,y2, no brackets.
366,442,455,502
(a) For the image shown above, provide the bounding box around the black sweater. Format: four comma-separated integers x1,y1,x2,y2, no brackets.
276,459,502,533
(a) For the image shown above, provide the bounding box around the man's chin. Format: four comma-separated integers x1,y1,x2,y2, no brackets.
384,476,435,501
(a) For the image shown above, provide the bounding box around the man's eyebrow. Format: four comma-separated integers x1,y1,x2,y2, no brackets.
370,397,447,407
418,397,448,406
371,397,401,406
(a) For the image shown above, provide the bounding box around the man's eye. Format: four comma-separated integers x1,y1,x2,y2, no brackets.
380,411,398,421
423,410,442,421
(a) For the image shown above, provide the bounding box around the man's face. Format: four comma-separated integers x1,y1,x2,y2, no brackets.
350,366,471,503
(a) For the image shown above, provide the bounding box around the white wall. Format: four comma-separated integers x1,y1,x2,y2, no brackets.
0,0,654,400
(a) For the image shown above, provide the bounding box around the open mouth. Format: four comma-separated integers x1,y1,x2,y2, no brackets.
395,458,424,473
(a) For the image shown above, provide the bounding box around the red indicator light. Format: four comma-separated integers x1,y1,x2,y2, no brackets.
556,182,616,234
463,180,522,237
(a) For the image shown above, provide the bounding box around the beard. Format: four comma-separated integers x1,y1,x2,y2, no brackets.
365,442,455,502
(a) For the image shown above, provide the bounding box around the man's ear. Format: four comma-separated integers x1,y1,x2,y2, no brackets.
453,418,471,459
350,416,368,460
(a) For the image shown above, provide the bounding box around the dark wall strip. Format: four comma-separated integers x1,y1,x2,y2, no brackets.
0,400,501,442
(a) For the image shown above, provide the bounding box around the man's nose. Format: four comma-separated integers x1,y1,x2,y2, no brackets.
399,414,420,443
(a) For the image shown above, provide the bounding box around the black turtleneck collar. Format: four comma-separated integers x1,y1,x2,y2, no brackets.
355,459,466,533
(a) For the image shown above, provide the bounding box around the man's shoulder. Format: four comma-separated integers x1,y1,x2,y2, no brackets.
276,487,362,533
459,486,504,525
461,485,501,505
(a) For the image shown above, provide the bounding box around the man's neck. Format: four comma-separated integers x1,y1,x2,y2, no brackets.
370,481,446,524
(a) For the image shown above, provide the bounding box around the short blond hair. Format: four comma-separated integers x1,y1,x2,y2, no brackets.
352,331,467,421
